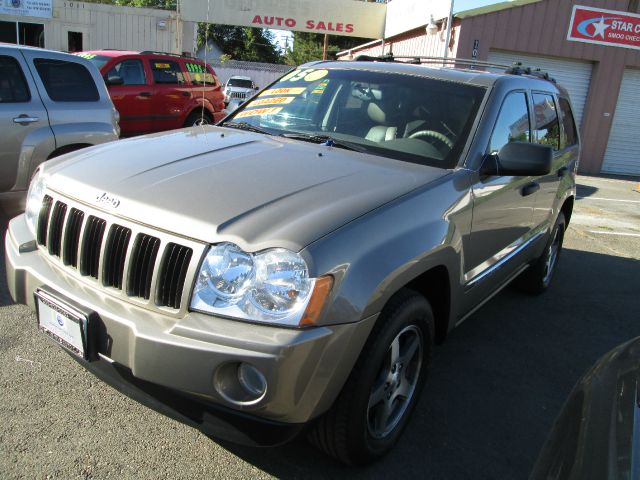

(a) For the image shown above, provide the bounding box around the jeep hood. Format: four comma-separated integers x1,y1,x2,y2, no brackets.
44,127,449,251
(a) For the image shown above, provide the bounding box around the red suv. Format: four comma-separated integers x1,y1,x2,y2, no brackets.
76,50,226,137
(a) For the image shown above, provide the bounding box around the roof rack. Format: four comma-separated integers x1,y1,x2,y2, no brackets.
505,62,556,83
354,54,510,70
139,50,192,59
353,54,556,82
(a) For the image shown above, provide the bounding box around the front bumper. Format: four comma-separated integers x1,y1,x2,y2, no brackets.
5,214,376,441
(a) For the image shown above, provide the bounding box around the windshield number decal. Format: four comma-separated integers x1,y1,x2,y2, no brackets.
280,69,328,83
154,63,170,69
312,79,330,94
235,107,283,118
76,53,96,60
250,96,295,107
260,87,306,97
185,63,206,73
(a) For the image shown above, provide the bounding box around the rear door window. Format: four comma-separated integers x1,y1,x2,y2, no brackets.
532,93,560,150
150,60,184,84
488,91,530,154
106,59,146,85
33,58,99,102
184,61,216,85
558,97,578,148
0,55,30,103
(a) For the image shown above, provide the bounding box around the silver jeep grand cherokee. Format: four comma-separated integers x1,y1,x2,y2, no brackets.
5,58,579,465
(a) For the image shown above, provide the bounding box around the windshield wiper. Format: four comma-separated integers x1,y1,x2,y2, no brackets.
281,133,366,152
222,121,273,135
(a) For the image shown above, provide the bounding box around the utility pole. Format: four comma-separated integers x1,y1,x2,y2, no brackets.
443,0,454,59
322,33,329,60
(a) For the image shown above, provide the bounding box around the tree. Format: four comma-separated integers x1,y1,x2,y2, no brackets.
197,24,282,64
284,32,371,65
82,0,176,8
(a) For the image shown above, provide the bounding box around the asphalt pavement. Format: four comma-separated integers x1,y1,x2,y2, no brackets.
1,175,639,479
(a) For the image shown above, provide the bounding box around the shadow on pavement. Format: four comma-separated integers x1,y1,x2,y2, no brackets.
575,183,598,198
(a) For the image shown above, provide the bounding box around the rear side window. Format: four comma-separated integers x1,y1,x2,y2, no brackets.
0,55,30,103
488,91,530,154
106,59,146,85
150,60,184,84
532,93,560,150
184,61,216,85
558,97,578,148
33,58,99,102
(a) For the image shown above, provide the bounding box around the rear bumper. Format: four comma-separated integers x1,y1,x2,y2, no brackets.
5,214,377,439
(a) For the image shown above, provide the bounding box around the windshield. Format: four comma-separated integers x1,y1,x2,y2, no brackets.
222,67,486,169
74,53,111,71
227,78,253,88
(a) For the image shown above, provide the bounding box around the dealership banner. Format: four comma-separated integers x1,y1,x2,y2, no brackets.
180,0,386,39
568,5,640,51
0,0,52,18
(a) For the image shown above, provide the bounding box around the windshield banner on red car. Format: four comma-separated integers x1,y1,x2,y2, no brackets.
568,5,640,51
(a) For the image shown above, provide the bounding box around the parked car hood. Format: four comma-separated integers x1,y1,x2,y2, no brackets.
44,127,449,251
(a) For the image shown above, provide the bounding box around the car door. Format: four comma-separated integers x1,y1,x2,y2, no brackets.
148,58,189,132
0,50,51,193
530,91,563,228
104,57,152,136
463,90,539,308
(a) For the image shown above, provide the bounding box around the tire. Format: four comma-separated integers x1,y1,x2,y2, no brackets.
184,110,212,127
515,211,566,294
308,289,434,465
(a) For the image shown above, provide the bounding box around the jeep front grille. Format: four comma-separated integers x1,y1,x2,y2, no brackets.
35,194,203,313
157,243,193,309
128,233,160,300
103,224,132,290
80,215,107,278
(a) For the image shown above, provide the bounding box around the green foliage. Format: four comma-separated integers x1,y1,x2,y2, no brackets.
284,32,370,65
82,0,176,8
197,24,282,64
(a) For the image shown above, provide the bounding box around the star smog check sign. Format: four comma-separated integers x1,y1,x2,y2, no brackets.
568,5,640,51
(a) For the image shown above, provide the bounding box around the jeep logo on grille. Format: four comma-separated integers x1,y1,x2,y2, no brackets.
95,192,121,208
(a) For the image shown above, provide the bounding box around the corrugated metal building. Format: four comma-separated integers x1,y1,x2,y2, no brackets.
0,0,196,56
339,0,640,177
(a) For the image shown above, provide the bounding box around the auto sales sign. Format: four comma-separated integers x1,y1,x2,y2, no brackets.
568,5,640,51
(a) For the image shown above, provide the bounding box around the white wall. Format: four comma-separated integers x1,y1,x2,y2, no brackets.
2,0,195,54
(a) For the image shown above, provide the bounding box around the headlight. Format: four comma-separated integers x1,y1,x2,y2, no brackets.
191,243,329,327
25,169,46,237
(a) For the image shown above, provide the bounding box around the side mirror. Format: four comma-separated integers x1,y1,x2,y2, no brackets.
481,142,552,176
104,75,124,86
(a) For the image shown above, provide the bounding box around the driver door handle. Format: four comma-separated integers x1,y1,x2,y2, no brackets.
13,115,39,124
139,91,152,97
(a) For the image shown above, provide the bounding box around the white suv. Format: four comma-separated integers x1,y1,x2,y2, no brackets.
223,75,258,105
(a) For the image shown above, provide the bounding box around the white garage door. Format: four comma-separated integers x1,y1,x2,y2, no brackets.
601,68,640,176
488,50,593,129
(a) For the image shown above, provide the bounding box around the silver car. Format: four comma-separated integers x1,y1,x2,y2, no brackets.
5,58,579,465
0,44,119,211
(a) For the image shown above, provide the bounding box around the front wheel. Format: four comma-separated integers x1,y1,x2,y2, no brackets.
309,290,434,465
516,211,566,294
184,110,212,127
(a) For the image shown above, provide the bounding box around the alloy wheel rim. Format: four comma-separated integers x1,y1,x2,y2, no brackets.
543,226,562,284
367,325,423,439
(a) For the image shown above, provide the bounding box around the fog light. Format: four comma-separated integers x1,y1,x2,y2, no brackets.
237,363,267,398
